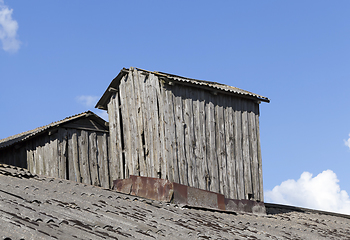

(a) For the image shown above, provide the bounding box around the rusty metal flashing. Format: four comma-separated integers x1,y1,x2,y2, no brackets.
113,175,266,215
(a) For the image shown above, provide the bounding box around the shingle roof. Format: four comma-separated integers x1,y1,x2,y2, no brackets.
1,164,350,240
96,67,270,110
0,111,106,149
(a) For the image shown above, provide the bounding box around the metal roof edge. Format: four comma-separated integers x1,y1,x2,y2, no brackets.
95,67,270,110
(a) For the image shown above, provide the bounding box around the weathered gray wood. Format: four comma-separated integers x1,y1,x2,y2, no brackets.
50,134,59,178
37,138,44,175
113,92,124,180
241,100,252,199
255,103,264,201
193,90,208,190
67,129,80,182
215,95,227,196
247,101,259,200
205,92,218,193
225,97,237,199
138,72,152,178
107,91,123,185
78,130,91,185
42,135,50,176
234,98,244,199
118,74,132,178
89,132,100,186
97,133,109,188
174,86,187,185
148,73,161,178
183,87,196,188
132,69,146,177
163,86,178,182
124,71,138,176
58,128,67,179
155,76,167,180
26,141,34,173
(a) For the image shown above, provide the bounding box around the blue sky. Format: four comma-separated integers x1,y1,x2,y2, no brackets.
1,1,350,213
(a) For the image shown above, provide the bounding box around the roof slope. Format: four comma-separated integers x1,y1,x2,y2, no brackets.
0,111,107,149
96,67,270,110
0,164,350,240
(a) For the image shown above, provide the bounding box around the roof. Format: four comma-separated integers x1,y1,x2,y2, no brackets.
0,111,107,149
96,67,270,110
1,164,350,240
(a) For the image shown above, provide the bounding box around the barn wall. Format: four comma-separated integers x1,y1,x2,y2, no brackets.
1,128,110,189
0,145,27,168
107,69,263,201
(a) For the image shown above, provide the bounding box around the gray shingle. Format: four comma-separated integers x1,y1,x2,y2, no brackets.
0,164,349,240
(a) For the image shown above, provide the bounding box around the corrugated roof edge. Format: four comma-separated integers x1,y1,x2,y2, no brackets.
95,67,270,110
0,111,107,149
265,203,350,220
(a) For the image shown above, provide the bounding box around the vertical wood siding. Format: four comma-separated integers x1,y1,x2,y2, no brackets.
0,129,110,188
107,70,264,201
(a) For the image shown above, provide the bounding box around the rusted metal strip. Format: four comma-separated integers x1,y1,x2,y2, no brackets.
113,175,266,214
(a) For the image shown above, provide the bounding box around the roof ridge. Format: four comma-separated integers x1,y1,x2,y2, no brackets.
0,111,96,149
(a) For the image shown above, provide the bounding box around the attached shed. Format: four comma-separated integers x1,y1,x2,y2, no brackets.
0,111,111,188
96,67,270,201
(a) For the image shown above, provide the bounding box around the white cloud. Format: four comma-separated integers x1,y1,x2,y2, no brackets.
265,170,350,214
0,0,21,53
97,110,108,121
76,95,99,108
344,134,350,149
76,95,108,121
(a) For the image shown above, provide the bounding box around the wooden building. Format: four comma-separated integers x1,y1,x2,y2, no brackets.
96,67,270,201
0,111,111,188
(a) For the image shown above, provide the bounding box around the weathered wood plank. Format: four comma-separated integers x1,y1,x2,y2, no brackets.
241,100,252,199
174,86,187,185
26,141,34,173
132,69,146,177
107,91,124,184
193,89,208,190
114,92,124,180
183,86,196,188
67,129,80,182
58,128,67,179
224,97,237,199
255,103,264,201
50,133,59,178
78,130,91,185
107,94,117,182
205,92,218,193
234,98,244,199
125,70,139,176
148,73,161,178
97,133,109,188
215,95,227,196
36,137,45,176
89,132,100,186
118,73,132,178
163,86,178,182
43,134,50,176
155,76,167,180
138,72,152,177
248,101,259,200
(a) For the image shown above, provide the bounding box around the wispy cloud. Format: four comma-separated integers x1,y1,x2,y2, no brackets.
0,0,21,53
76,95,108,121
76,95,99,108
265,170,350,214
344,134,350,149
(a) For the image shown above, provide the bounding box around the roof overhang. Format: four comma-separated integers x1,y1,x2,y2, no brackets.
95,67,270,111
